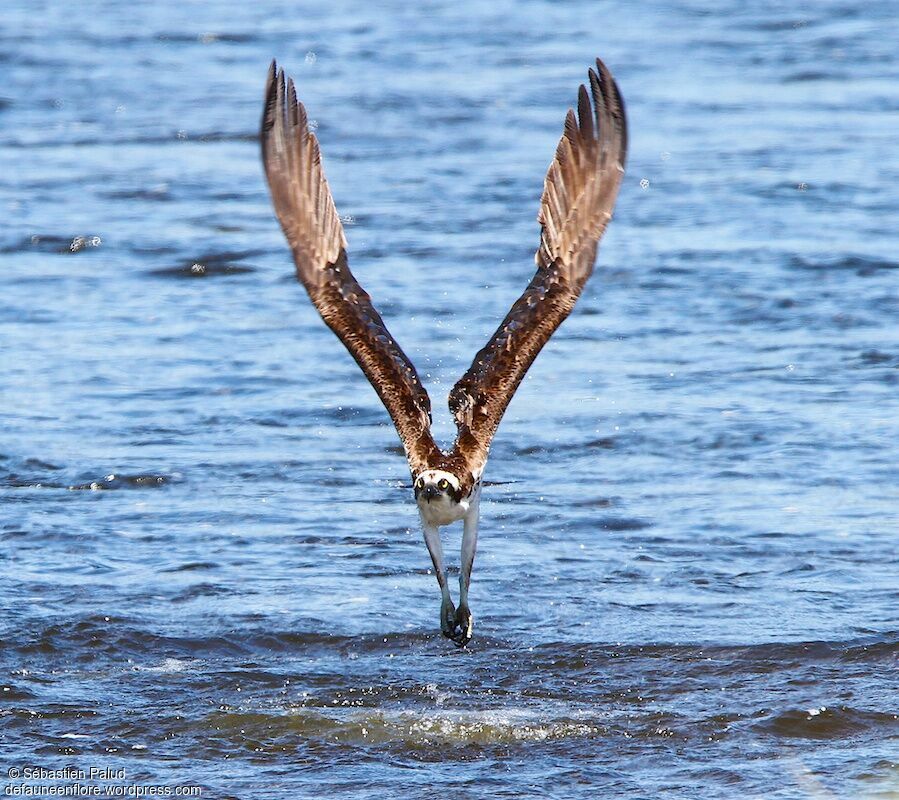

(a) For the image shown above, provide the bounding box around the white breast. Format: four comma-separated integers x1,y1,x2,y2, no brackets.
416,484,479,528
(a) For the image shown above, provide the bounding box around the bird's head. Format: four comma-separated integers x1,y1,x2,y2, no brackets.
413,469,463,506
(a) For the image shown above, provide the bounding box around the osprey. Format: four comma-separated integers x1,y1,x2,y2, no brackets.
261,58,627,646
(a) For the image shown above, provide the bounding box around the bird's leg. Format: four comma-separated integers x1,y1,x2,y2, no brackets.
421,521,455,638
454,499,480,646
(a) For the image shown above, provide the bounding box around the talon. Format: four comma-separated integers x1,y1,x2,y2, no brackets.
440,597,457,638
452,605,473,647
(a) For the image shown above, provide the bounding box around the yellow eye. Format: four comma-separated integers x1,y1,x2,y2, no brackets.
415,477,424,489
438,478,449,491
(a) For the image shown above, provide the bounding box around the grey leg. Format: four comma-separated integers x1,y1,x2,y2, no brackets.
421,521,455,637
454,502,480,646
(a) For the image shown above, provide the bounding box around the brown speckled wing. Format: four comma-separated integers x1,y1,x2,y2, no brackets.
261,62,439,474
447,58,627,479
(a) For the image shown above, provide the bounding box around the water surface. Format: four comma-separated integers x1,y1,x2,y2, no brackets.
2,0,897,797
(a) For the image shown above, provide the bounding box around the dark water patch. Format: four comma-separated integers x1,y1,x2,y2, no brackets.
3,461,64,490
747,181,816,202
171,583,236,602
857,349,898,367
336,535,393,548
782,70,836,83
98,186,173,202
840,638,899,665
3,132,252,149
126,242,181,257
242,631,353,653
359,564,419,577
160,562,220,573
4,619,397,661
310,474,364,489
749,18,814,32
155,31,260,44
1,704,100,721
318,404,387,423
0,684,38,701
21,458,63,471
527,637,899,677
251,405,389,430
8,618,254,660
598,517,653,532
191,131,258,143
692,430,767,451
1,233,103,254
790,254,898,275
758,706,899,740
67,473,173,491
1,456,67,488
514,436,630,457
584,437,617,450
572,496,614,508
147,258,259,279
127,424,193,439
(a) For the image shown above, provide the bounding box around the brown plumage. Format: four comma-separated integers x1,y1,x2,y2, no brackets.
447,59,627,483
261,58,627,493
261,63,440,474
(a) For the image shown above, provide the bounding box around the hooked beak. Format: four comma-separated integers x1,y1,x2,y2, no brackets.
423,485,440,502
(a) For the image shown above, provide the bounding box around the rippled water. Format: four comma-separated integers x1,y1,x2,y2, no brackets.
2,0,898,797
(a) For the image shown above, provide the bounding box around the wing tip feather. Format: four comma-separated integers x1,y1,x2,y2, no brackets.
536,56,628,270
260,60,349,275
261,60,279,137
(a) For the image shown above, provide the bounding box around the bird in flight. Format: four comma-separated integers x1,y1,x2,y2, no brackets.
261,58,627,646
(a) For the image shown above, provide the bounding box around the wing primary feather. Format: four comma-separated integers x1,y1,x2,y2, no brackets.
577,84,594,141
261,62,439,474
447,58,628,481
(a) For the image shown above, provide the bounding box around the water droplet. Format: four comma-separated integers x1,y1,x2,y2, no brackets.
70,235,102,252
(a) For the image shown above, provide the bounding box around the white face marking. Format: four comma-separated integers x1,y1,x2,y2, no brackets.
414,470,468,527
416,470,460,493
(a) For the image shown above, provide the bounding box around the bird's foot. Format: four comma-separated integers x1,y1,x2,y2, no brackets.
451,604,473,648
440,596,457,639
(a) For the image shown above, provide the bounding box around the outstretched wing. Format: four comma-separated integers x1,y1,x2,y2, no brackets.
448,58,627,478
261,62,439,473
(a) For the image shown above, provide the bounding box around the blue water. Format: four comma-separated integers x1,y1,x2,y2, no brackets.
2,0,897,797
